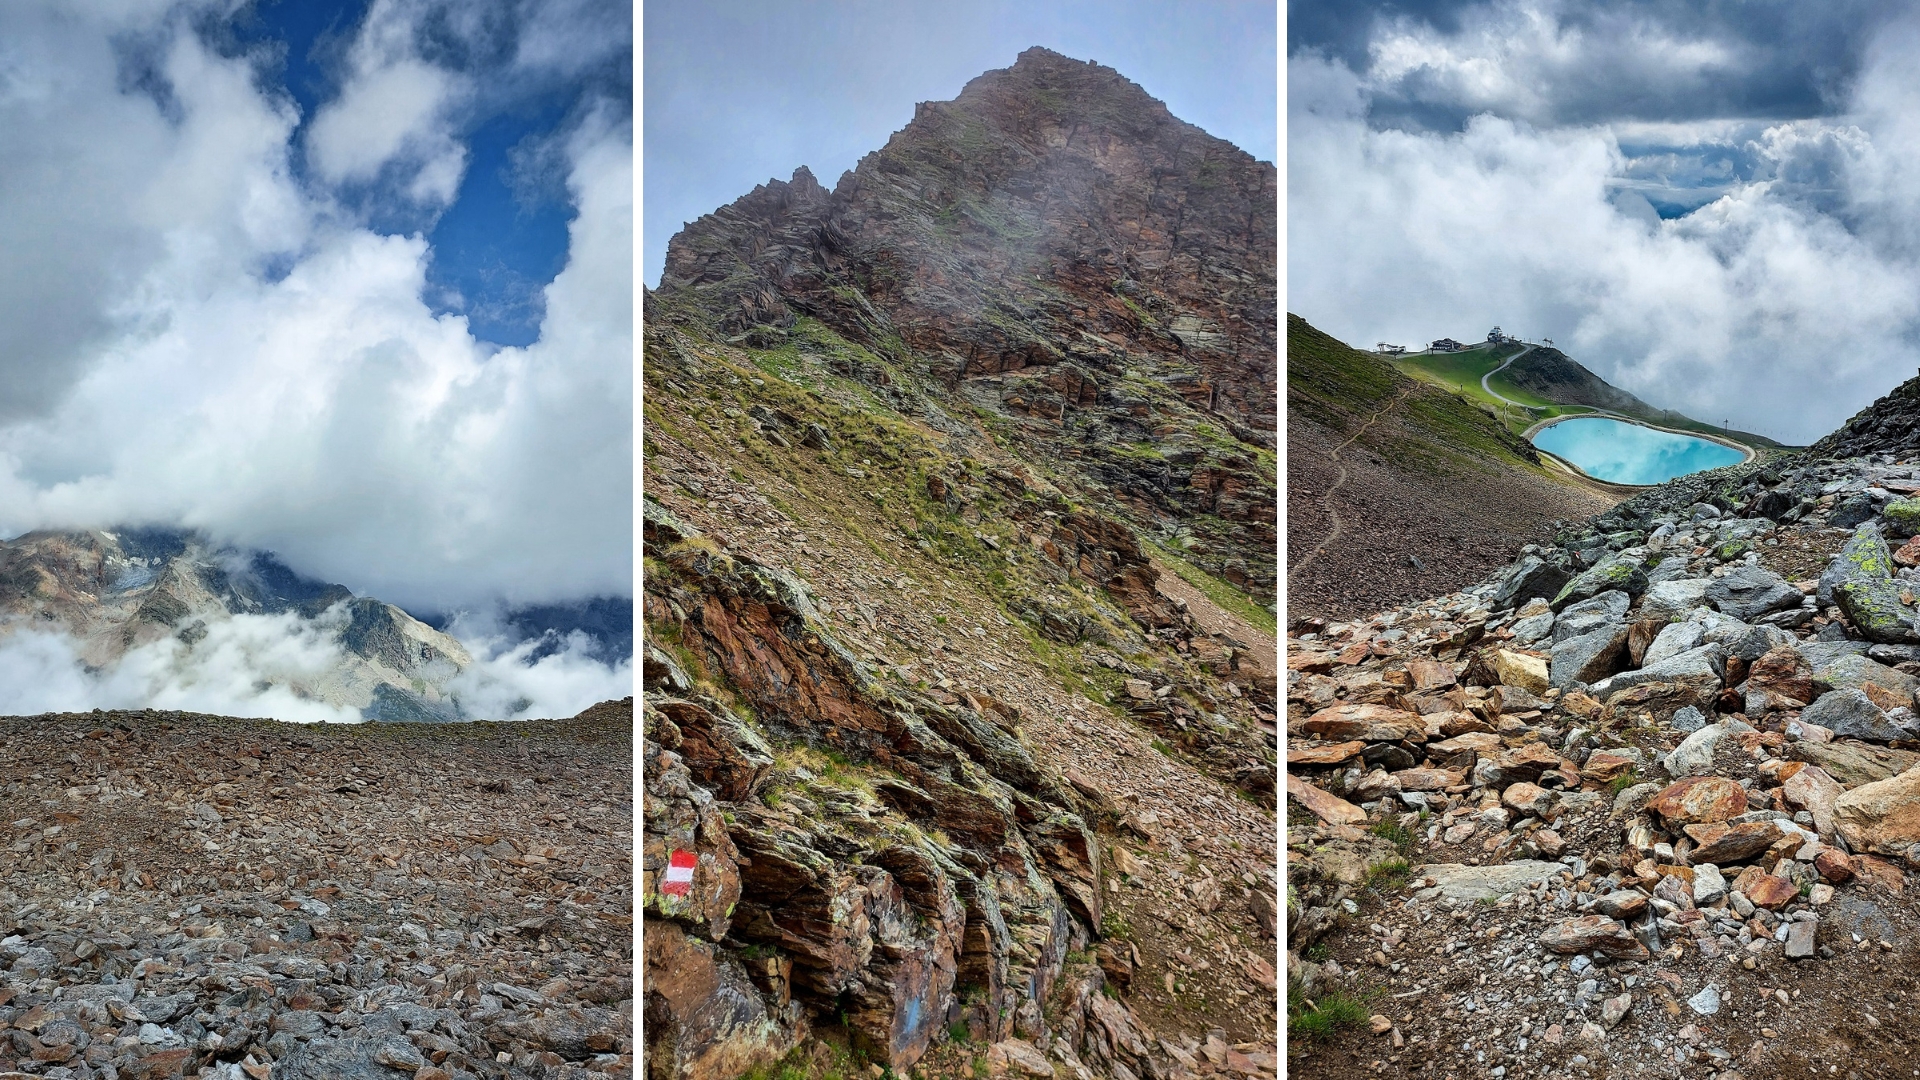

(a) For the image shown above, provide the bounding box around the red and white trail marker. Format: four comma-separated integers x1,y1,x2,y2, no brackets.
661,850,697,897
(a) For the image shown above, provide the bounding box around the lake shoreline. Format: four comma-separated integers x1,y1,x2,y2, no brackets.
1524,412,1756,487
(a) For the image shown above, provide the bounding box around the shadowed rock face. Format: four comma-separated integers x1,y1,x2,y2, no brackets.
642,505,1154,1075
654,46,1276,601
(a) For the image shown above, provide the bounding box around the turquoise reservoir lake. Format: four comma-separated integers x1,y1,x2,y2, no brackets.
1531,417,1745,485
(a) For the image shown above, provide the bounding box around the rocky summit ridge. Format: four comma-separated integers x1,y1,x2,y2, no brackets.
644,46,1278,1080
1286,372,1920,1076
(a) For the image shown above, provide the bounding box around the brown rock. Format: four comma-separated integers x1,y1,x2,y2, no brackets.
1286,774,1366,826
1814,848,1856,884
1431,731,1503,755
1436,710,1494,737
1539,915,1651,960
1396,768,1466,792
1580,751,1640,783
1502,782,1554,817
1409,659,1458,691
1834,764,1920,856
1594,891,1649,920
1749,646,1815,706
1687,820,1784,865
1898,536,1920,568
1645,777,1749,826
1302,703,1427,743
1286,741,1368,766
1743,874,1800,910
1782,765,1846,838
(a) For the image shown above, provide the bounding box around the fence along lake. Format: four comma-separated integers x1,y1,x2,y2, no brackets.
1531,416,1746,485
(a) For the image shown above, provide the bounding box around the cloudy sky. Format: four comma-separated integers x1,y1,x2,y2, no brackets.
0,0,630,610
644,0,1277,287
1289,0,1920,445
0,0,629,718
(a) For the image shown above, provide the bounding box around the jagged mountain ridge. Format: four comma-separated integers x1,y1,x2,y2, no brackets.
655,45,1276,602
643,46,1280,1080
0,528,472,721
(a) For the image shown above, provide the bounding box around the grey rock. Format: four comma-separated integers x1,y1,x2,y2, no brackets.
1663,719,1751,778
271,1035,421,1080
1642,622,1706,668
1692,864,1728,905
1493,555,1575,611
1411,861,1566,903
1802,689,1914,743
1551,625,1632,689
1611,782,1662,818
1688,984,1722,1016
1555,591,1632,643
1785,918,1818,959
1511,611,1555,644
1812,653,1918,703
1598,643,1727,696
1552,557,1649,612
1706,565,1804,621
1670,706,1707,733
1640,578,1710,620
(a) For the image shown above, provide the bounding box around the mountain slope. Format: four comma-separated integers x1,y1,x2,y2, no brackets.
644,48,1278,1080
1287,315,1616,620
1500,346,1786,447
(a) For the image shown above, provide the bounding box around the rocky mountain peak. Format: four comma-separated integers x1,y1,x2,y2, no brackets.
1809,369,1920,460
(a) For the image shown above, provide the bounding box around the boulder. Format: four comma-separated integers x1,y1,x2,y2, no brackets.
1594,891,1649,920
1302,703,1427,743
1492,555,1575,611
1790,740,1920,789
1834,765,1920,857
1801,689,1914,744
1411,861,1565,903
1645,777,1748,825
1641,622,1705,668
1811,653,1918,706
1747,645,1815,707
1538,916,1651,960
1287,775,1365,826
1550,625,1632,689
1640,579,1711,620
1884,497,1920,538
1823,524,1920,643
1492,650,1550,694
1663,719,1751,778
1597,644,1726,697
1684,820,1784,865
1781,766,1845,839
1552,557,1649,612
1502,782,1555,817
1554,591,1632,642
1705,565,1804,621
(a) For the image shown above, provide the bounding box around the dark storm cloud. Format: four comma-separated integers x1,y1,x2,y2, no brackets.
1294,0,1901,130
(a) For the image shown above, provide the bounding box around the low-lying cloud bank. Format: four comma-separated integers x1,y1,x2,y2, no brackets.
0,612,630,724
1290,2,1920,445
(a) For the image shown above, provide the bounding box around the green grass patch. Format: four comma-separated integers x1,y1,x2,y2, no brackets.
1142,539,1276,632
1365,857,1412,891
1288,985,1372,1042
1369,819,1416,858
1606,768,1643,794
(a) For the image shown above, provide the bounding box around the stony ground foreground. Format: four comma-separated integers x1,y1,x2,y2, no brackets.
1289,452,1920,1079
0,702,633,1080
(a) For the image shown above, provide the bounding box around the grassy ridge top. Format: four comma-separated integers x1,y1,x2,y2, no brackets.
1287,314,1544,476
